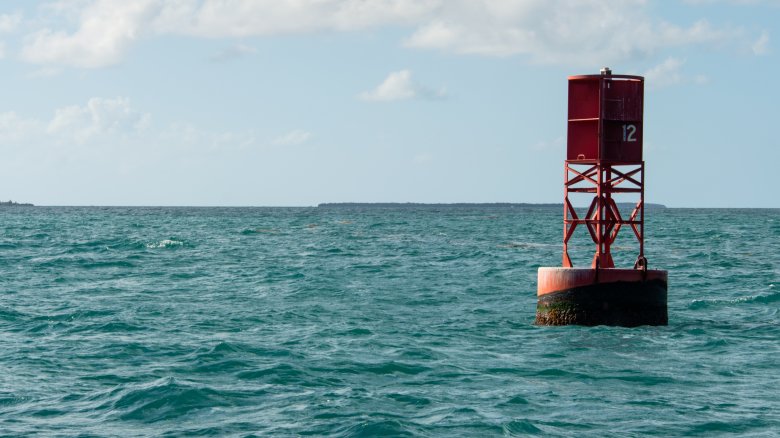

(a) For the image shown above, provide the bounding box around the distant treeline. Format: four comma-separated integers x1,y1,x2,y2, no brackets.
0,200,34,207
318,202,667,209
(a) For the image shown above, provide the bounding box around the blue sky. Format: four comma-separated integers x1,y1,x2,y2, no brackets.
0,0,777,207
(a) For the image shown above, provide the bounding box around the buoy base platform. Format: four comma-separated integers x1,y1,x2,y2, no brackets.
536,267,668,327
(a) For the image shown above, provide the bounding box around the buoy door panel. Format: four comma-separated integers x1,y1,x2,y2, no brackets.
603,78,643,162
567,78,600,161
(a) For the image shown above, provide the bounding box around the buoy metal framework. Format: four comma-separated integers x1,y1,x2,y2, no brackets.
536,68,668,327
564,69,645,269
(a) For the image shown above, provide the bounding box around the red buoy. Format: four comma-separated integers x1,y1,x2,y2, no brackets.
536,68,668,326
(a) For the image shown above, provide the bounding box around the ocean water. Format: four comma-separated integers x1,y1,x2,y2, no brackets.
1,206,778,437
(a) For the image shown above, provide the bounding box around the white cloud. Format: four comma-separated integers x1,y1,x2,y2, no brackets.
360,70,416,101
1,97,261,167
359,69,446,102
0,13,22,33
643,57,712,89
752,30,770,54
2,97,259,155
152,0,433,37
155,122,257,156
0,111,45,143
644,57,686,89
1,100,151,177
404,2,740,64
0,12,20,59
273,129,312,146
22,1,156,68
0,98,266,204
47,97,151,143
17,0,761,68
19,0,432,67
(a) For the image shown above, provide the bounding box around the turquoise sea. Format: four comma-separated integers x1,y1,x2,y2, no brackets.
1,206,778,436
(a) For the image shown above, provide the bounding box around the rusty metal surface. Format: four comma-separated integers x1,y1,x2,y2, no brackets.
563,162,645,268
535,279,668,327
537,267,668,296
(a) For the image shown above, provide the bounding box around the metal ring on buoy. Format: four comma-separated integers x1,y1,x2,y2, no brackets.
634,256,648,280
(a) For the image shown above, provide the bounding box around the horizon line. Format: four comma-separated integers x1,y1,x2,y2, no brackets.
4,202,778,209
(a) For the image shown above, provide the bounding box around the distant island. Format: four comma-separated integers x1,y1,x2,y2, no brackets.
0,200,34,207
319,202,667,209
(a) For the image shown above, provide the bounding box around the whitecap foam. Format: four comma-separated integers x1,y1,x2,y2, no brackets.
146,239,184,249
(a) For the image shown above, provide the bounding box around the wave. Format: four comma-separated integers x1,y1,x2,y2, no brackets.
688,290,780,309
111,377,228,422
498,241,559,249
145,239,184,249
360,361,431,376
337,419,416,437
235,363,306,382
240,228,277,235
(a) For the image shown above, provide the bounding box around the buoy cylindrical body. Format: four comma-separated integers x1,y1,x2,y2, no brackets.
536,267,667,326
